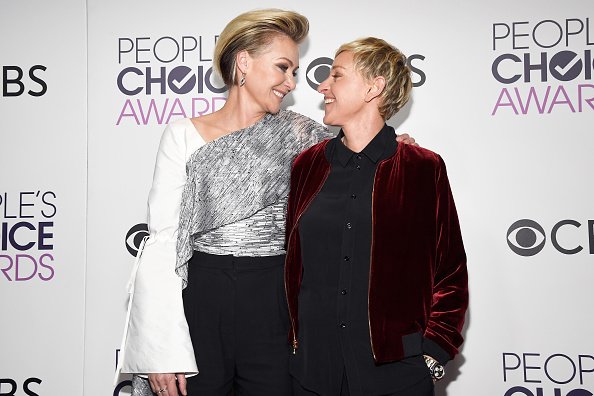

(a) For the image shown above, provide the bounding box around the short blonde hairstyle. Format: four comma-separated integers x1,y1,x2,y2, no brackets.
336,37,412,120
214,9,309,87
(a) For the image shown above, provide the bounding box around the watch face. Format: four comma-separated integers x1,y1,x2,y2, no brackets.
424,355,445,380
433,364,445,379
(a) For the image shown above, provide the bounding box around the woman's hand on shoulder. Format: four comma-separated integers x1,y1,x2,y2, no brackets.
396,133,419,146
148,373,187,395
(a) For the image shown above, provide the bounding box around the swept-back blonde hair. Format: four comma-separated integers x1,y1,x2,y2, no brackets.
214,9,309,86
336,37,412,120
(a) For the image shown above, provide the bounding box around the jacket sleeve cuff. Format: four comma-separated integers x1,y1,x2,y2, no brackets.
422,336,451,365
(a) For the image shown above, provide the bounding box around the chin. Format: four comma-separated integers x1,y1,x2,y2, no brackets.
322,115,336,127
268,104,282,114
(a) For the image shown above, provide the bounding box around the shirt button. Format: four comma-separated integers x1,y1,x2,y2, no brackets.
346,222,352,229
356,154,362,160
341,289,348,295
340,323,347,328
343,256,350,261
356,165,361,170
350,194,357,199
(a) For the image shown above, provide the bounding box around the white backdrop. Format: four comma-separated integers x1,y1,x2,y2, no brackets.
0,1,87,395
2,1,593,396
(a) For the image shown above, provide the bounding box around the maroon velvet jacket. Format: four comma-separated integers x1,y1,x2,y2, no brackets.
284,139,468,364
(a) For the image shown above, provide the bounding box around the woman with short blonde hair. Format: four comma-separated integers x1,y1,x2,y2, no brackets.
285,37,467,395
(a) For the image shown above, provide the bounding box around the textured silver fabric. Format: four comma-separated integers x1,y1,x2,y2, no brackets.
176,110,332,287
131,375,153,396
192,198,287,256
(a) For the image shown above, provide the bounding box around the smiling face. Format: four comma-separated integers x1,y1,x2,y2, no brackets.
317,51,371,127
241,34,300,114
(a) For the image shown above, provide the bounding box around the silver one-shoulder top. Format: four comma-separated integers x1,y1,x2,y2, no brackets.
176,110,333,287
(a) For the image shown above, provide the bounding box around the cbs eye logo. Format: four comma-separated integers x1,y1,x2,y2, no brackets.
305,57,333,90
507,219,546,256
507,218,593,256
125,223,149,257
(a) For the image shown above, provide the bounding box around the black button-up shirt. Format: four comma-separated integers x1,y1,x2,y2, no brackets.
290,125,428,395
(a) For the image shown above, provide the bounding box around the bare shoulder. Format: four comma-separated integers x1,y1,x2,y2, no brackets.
189,113,228,142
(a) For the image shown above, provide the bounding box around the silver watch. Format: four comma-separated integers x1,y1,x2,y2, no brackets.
424,355,445,381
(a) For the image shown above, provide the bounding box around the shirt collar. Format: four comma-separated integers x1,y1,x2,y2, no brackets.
333,124,397,167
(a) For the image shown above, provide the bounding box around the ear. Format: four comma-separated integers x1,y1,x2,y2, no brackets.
236,50,249,74
364,76,386,103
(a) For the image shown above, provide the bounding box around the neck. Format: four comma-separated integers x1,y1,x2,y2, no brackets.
340,113,385,153
216,86,268,131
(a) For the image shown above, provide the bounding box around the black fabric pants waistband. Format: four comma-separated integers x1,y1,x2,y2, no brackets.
190,250,285,270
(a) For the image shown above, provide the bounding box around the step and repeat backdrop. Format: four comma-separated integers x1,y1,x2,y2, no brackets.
0,1,88,395
1,1,592,395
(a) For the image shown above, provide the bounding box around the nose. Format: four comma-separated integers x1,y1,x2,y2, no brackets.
285,74,296,91
317,76,330,94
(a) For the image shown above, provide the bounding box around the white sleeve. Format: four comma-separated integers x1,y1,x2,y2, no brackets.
118,122,199,377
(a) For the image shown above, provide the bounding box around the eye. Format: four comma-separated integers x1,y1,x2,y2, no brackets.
506,219,546,256
306,57,333,90
125,223,149,257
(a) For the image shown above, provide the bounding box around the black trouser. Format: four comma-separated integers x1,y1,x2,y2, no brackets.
183,251,291,396
292,371,435,396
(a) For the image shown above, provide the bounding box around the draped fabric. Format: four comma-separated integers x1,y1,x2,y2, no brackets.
176,110,331,287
